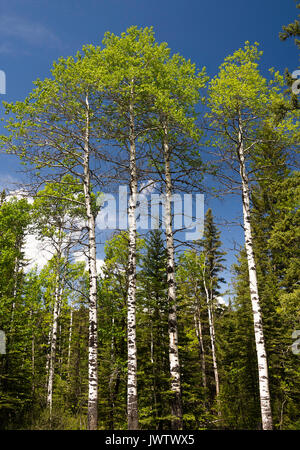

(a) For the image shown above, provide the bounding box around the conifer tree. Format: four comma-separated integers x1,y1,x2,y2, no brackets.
279,1,300,109
199,209,226,401
0,196,32,427
138,229,169,429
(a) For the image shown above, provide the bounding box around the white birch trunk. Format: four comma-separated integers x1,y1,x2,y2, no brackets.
32,333,35,395
30,309,35,396
127,80,139,430
46,268,61,422
9,257,20,334
193,308,207,390
202,265,220,397
237,115,273,430
193,280,207,390
67,307,73,378
45,327,52,388
149,312,158,421
46,232,66,421
162,118,183,430
83,93,99,431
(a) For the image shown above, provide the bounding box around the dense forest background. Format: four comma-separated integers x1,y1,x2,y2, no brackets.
0,2,299,431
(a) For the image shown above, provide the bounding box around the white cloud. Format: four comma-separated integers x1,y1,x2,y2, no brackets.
217,296,226,306
23,233,54,271
6,189,34,203
0,14,62,50
140,179,157,195
2,190,50,271
74,253,105,278
4,189,105,275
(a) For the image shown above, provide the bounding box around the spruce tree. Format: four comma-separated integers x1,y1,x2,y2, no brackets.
137,229,170,429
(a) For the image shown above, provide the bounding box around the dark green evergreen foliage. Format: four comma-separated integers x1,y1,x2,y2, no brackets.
279,1,300,109
218,137,300,429
218,252,261,429
176,209,227,427
0,196,32,428
279,2,300,49
66,304,89,424
137,229,170,429
251,166,300,428
177,299,215,429
199,208,226,294
97,232,133,430
199,209,226,412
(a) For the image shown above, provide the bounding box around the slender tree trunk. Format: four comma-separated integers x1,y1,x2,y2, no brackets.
58,323,62,373
46,233,67,422
127,80,139,430
67,307,73,378
109,316,115,430
202,265,220,397
193,306,207,390
109,367,120,430
193,281,207,389
46,266,61,423
108,317,121,431
30,309,35,396
45,327,52,388
162,117,183,430
32,332,35,394
75,321,83,413
83,93,99,431
57,247,70,374
149,313,158,424
237,115,273,430
9,256,20,335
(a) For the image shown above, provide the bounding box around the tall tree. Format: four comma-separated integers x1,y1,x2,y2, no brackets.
0,195,32,427
199,209,225,407
88,27,178,429
177,250,208,395
1,56,105,429
177,210,225,419
100,231,144,429
144,47,207,430
207,42,298,429
32,178,82,423
138,229,169,429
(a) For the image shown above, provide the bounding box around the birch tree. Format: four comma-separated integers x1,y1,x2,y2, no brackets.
1,56,105,429
32,179,82,422
145,52,207,429
206,42,299,430
87,27,172,429
202,259,219,397
177,250,207,391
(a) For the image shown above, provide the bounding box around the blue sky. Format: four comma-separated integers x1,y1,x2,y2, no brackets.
0,0,298,291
